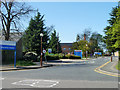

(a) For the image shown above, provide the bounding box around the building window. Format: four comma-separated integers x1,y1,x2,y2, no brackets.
64,48,66,50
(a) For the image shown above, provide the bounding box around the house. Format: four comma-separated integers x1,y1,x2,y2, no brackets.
60,43,73,54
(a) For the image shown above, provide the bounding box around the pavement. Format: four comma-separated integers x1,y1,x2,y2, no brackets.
0,56,119,77
94,56,120,77
0,58,90,71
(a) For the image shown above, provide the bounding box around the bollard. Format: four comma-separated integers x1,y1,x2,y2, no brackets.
111,56,112,62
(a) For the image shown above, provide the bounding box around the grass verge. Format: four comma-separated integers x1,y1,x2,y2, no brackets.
16,60,36,66
116,60,120,71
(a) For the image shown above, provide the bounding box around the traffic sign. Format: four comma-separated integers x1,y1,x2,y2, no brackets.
48,48,52,53
43,50,46,53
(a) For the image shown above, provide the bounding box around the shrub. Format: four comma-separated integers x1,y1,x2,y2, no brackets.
23,52,38,62
61,55,81,59
69,55,81,59
46,55,59,60
61,56,68,59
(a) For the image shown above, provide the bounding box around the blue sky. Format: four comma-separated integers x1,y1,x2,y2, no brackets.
26,2,118,43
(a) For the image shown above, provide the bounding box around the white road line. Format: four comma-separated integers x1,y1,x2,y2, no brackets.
0,78,4,80
12,79,59,88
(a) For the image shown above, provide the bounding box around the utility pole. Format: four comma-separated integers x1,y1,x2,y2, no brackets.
86,44,88,60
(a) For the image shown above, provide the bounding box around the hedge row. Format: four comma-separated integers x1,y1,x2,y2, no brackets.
46,55,81,60
46,55,59,60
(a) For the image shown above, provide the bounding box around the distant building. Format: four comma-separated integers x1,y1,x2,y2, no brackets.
60,43,73,54
114,51,119,56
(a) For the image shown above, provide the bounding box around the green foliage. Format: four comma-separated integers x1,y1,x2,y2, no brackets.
89,32,104,53
23,52,38,62
104,4,120,52
16,60,36,66
48,30,62,54
72,40,90,53
23,12,49,55
46,54,59,60
74,30,104,55
45,53,81,60
61,55,81,59
116,60,120,71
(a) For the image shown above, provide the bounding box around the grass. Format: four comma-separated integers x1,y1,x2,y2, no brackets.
116,60,120,71
16,60,36,66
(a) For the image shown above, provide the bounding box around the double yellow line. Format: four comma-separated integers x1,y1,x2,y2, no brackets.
94,60,120,77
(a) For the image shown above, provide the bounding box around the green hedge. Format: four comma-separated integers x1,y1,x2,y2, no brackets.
69,55,81,59
46,55,59,60
61,55,81,59
45,54,81,60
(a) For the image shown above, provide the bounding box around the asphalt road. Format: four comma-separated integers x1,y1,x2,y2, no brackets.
1,57,118,88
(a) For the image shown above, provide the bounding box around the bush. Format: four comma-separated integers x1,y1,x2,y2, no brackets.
23,52,38,62
69,55,81,59
61,56,68,59
46,55,59,60
61,55,81,59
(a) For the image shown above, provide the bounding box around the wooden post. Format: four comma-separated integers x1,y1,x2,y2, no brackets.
111,56,112,62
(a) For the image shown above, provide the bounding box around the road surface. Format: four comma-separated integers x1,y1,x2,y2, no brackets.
1,57,118,88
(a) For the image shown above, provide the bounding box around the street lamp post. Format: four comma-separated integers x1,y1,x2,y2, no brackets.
86,44,88,60
40,33,43,67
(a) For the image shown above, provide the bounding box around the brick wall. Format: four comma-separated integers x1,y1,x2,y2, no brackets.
61,43,73,54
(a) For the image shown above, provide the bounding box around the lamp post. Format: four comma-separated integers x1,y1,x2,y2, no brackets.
40,33,43,67
86,44,88,60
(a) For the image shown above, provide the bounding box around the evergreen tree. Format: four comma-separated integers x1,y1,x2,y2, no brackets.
104,2,120,53
23,12,49,55
49,30,61,54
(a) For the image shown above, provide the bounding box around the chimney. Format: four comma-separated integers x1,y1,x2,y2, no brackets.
84,34,86,40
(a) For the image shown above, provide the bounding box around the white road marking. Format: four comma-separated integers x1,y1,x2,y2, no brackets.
12,79,59,88
0,78,4,80
119,82,120,84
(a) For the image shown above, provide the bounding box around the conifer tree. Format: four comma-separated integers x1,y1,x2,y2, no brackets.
23,12,49,55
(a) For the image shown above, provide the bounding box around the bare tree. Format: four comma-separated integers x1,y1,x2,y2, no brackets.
83,28,91,41
0,0,35,40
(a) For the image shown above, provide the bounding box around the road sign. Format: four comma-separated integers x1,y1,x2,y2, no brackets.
43,50,46,53
94,52,102,55
74,50,82,58
0,40,16,67
48,48,52,53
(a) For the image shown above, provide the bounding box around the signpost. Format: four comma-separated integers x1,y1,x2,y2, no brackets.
48,48,52,53
74,50,82,58
0,40,16,67
94,52,102,56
